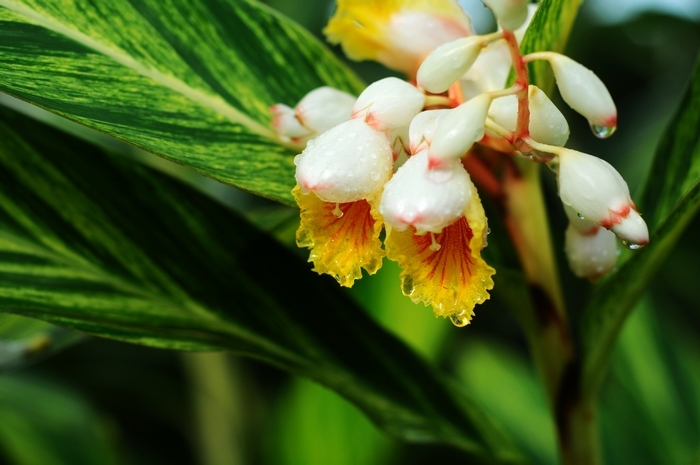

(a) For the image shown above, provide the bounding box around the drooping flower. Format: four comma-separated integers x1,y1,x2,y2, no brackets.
273,0,649,326
324,0,473,76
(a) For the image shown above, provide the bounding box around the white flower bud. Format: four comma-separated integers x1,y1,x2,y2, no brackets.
296,87,356,134
482,0,530,31
294,118,393,203
487,86,569,146
557,149,649,247
513,4,538,43
565,222,619,281
352,77,426,130
408,109,450,154
429,93,491,166
459,44,511,99
270,104,312,140
610,209,649,248
417,36,484,94
549,54,617,129
379,150,473,234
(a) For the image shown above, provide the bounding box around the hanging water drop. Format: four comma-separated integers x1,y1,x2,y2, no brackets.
402,276,415,296
449,313,468,327
621,240,644,250
332,203,343,218
590,124,617,139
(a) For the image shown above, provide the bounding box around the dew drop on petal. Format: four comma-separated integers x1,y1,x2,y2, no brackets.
332,203,343,218
402,276,415,296
621,240,644,250
450,313,468,327
590,124,617,139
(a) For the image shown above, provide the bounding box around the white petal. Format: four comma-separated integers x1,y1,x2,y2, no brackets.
408,109,451,154
429,94,491,163
459,43,511,99
514,4,539,43
482,0,530,31
296,87,356,134
353,77,425,130
417,36,484,94
565,223,619,280
550,54,617,127
270,104,312,139
487,86,569,146
557,149,632,224
611,209,649,247
528,86,569,146
379,150,472,234
294,119,393,203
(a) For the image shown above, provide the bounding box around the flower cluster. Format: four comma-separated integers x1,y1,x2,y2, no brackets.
272,0,649,326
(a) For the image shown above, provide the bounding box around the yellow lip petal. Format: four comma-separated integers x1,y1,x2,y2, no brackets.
293,186,384,287
385,189,495,325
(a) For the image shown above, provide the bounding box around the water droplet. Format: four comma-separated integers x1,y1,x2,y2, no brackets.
621,240,644,250
334,275,341,282
590,124,617,139
402,276,415,295
577,213,585,220
332,203,343,218
371,172,380,181
487,228,491,235
450,313,468,327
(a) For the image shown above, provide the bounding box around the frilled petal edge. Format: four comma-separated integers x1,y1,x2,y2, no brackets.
293,186,384,287
384,186,495,325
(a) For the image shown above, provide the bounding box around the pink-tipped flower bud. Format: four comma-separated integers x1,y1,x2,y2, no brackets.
428,93,492,166
408,109,450,154
352,77,426,131
549,54,617,130
481,0,530,31
487,85,569,147
417,36,484,94
557,149,649,248
379,149,473,234
295,87,356,134
294,118,393,203
270,104,313,141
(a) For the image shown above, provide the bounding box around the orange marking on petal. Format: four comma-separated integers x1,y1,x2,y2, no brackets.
385,188,495,324
293,186,384,287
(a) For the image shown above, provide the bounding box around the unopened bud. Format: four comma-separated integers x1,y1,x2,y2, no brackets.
429,93,491,165
557,149,648,247
417,36,484,94
296,87,356,134
487,86,569,146
408,109,450,154
564,222,619,281
270,104,313,140
549,54,617,129
353,77,425,130
379,150,473,234
294,118,393,203
482,0,530,31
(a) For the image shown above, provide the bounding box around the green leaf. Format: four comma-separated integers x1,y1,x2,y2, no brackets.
0,314,84,371
0,375,121,465
0,0,364,205
0,106,525,462
518,0,584,92
581,55,700,398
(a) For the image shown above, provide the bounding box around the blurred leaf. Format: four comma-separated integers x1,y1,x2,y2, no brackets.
518,0,584,92
0,314,83,371
0,0,364,205
456,339,558,465
0,107,526,462
600,299,696,465
0,375,121,465
581,55,700,397
267,378,394,465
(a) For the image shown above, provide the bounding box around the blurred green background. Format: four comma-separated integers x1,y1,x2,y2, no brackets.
0,1,699,464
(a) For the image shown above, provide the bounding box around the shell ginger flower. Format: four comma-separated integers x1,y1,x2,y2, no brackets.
274,0,649,327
